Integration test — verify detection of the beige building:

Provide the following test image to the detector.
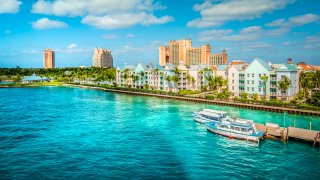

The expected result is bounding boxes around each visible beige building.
[92,48,113,68]
[159,39,228,66]
[43,48,55,69]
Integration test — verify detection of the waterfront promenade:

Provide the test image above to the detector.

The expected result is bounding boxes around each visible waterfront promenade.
[64,84,320,117]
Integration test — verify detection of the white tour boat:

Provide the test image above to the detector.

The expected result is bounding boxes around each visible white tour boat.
[192,109,228,123]
[204,119,264,143]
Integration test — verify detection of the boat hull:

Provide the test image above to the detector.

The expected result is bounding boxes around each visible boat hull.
[205,124,262,143]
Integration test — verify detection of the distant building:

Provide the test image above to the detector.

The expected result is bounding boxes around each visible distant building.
[44,48,55,69]
[159,39,228,66]
[92,48,113,68]
[22,74,50,84]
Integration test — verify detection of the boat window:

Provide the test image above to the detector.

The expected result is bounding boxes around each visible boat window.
[241,128,247,132]
[234,127,240,131]
[220,125,228,129]
[230,126,235,130]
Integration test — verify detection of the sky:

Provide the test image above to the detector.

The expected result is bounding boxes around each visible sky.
[0,0,319,68]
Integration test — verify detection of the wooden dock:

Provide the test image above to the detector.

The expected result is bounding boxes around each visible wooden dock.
[254,123,320,146]
[64,84,320,117]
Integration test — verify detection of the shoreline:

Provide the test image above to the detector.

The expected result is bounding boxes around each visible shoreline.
[62,83,320,117]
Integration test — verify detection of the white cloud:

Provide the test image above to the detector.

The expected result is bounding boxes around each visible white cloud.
[305,36,320,43]
[103,34,117,39]
[289,13,320,25]
[126,34,135,38]
[188,0,295,28]
[0,0,22,14]
[67,43,78,49]
[199,26,262,42]
[31,18,68,30]
[264,13,320,36]
[199,29,233,42]
[81,13,173,29]
[31,0,173,29]
[241,42,271,52]
[266,19,286,27]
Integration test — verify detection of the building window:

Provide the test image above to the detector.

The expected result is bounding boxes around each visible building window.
[259,88,261,92]
[247,74,249,78]
[232,80,234,84]
[232,86,234,90]
[252,80,254,84]
[232,73,234,77]
[247,87,249,91]
[252,87,254,91]
[252,74,254,78]
[259,74,261,78]
[247,80,249,84]
[259,81,261,85]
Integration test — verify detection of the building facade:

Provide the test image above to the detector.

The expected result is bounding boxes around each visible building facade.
[159,39,228,66]
[228,64,248,97]
[92,48,113,68]
[116,58,304,101]
[44,48,55,69]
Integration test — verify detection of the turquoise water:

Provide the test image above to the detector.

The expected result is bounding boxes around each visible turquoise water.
[0,87,319,179]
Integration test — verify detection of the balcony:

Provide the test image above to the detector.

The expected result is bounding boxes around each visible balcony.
[270,84,277,88]
[270,92,277,96]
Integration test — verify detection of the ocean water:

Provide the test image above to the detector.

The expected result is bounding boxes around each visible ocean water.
[0,87,319,179]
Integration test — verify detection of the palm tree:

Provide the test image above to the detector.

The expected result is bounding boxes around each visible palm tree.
[278,75,292,101]
[172,75,179,92]
[186,73,192,90]
[206,76,216,91]
[260,75,269,99]
[122,68,130,87]
[191,77,195,91]
[165,75,171,91]
[132,74,139,88]
[215,76,224,93]
[173,67,181,76]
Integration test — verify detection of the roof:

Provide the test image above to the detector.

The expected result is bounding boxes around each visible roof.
[297,63,316,71]
[22,74,49,81]
[229,64,248,71]
[123,65,136,70]
[217,65,228,71]
[177,64,188,71]
[151,65,164,71]
[254,58,272,71]
[273,64,298,72]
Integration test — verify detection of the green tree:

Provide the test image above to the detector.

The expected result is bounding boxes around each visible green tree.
[278,75,292,102]
[260,75,269,99]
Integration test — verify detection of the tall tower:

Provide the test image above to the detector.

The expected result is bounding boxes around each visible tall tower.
[222,49,228,65]
[159,46,168,66]
[44,48,55,69]
[178,39,192,64]
[201,44,211,64]
[93,48,113,68]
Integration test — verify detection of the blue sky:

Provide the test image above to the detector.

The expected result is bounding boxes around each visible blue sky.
[0,0,319,68]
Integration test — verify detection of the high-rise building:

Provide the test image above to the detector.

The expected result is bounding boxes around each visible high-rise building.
[159,39,228,66]
[43,48,55,69]
[208,49,228,66]
[92,48,113,68]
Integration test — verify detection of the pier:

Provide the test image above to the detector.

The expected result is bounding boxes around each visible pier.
[254,123,320,146]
